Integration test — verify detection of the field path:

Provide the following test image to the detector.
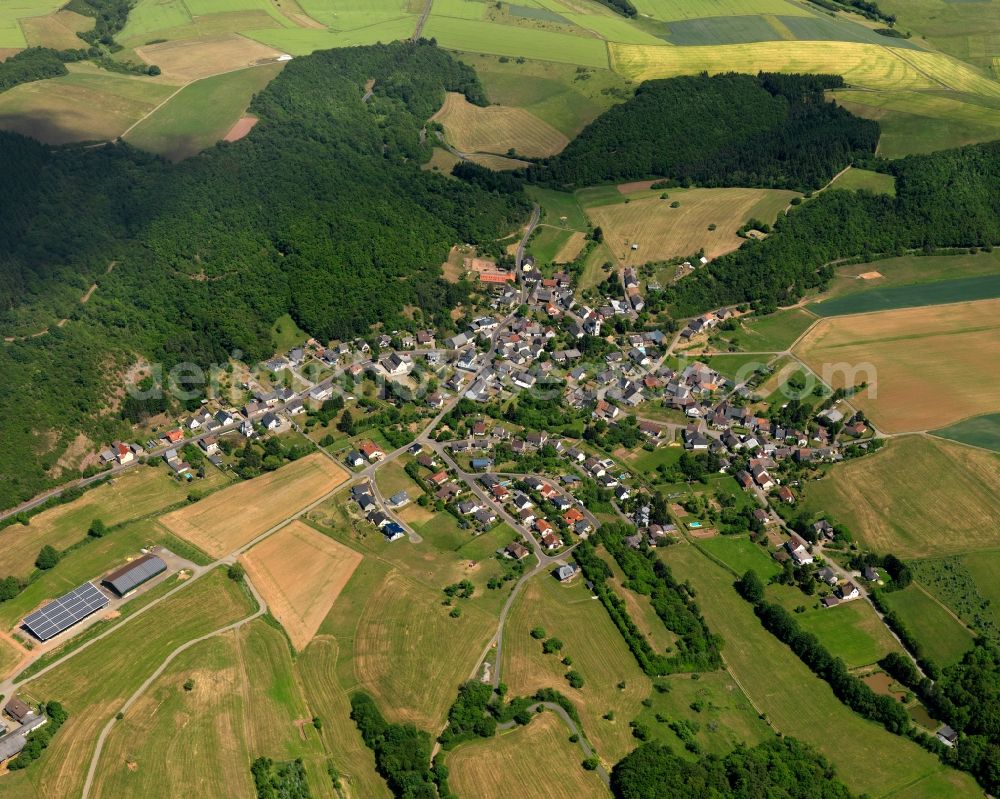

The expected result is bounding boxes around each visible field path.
[497,702,610,787]
[79,575,267,799]
[516,204,541,271]
[412,0,434,41]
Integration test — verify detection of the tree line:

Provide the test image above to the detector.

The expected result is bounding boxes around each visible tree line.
[598,523,723,672]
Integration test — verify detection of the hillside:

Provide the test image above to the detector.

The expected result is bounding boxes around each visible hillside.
[0,40,529,512]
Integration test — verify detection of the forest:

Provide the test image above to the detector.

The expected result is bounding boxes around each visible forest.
[0,41,529,512]
[668,141,1000,314]
[530,73,879,192]
[610,738,856,799]
[0,49,69,93]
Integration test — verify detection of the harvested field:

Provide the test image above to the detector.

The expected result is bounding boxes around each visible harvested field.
[501,573,651,764]
[297,637,391,799]
[7,569,255,799]
[223,113,258,141]
[20,9,93,49]
[432,91,568,158]
[89,619,335,799]
[802,436,1000,559]
[241,520,361,650]
[423,146,462,175]
[553,230,587,263]
[617,180,656,194]
[463,54,630,140]
[794,299,1000,432]
[447,713,608,799]
[0,0,66,47]
[352,568,496,729]
[0,634,24,681]
[584,187,797,266]
[0,66,175,144]
[609,41,994,95]
[134,34,284,81]
[160,453,347,558]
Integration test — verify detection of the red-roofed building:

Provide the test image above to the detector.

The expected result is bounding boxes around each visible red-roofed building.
[359,440,384,462]
[429,470,449,486]
[479,272,515,285]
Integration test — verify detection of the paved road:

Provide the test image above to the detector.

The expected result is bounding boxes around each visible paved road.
[79,575,267,799]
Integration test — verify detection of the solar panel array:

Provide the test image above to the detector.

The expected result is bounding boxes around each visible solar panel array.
[23,582,109,641]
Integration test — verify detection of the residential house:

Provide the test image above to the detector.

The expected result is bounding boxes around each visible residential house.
[837,582,861,601]
[506,542,530,560]
[387,491,410,509]
[358,440,384,462]
[261,412,281,431]
[556,564,578,582]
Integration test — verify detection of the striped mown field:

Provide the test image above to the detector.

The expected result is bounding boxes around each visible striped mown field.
[433,91,569,158]
[609,40,1000,97]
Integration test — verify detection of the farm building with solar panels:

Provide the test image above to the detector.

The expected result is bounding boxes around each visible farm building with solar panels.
[22,583,110,642]
[102,553,167,598]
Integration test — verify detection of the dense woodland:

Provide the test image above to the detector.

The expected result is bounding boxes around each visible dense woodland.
[0,49,69,92]
[921,644,1000,792]
[610,738,856,799]
[350,692,440,799]
[0,41,528,511]
[530,73,879,191]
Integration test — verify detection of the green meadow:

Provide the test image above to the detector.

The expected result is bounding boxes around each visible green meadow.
[810,273,1000,317]
[423,16,610,68]
[125,63,283,160]
[933,413,1000,454]
[879,585,976,667]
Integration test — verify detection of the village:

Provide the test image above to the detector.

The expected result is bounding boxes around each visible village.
[73,245,884,627]
[0,222,976,783]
